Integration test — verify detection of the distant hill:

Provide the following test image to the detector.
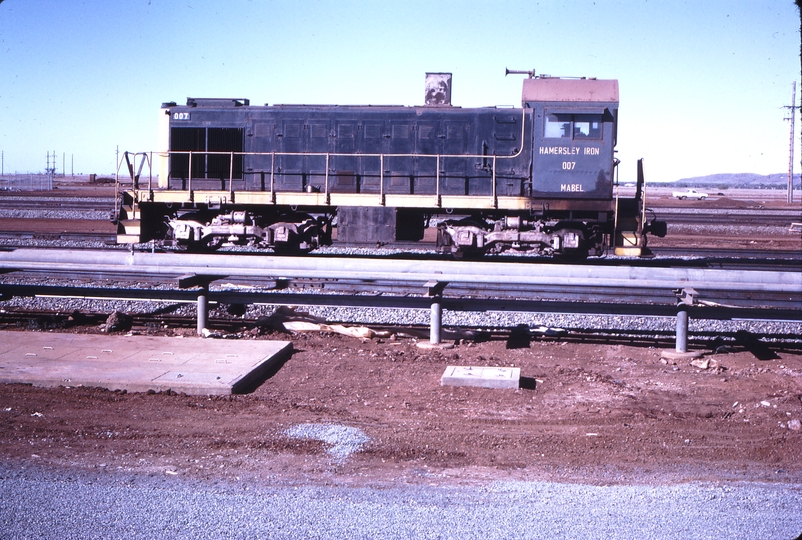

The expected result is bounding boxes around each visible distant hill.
[672,173,801,189]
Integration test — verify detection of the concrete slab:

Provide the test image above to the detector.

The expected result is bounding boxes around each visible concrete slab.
[0,331,292,395]
[661,349,704,360]
[441,365,521,389]
[416,342,455,350]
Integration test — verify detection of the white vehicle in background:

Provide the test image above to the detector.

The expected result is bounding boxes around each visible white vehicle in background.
[672,188,709,200]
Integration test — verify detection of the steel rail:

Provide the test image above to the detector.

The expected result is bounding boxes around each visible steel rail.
[0,248,799,294]
[648,247,802,261]
[0,232,116,242]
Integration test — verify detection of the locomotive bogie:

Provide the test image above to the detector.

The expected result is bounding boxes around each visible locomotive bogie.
[436,215,595,257]
[158,205,330,252]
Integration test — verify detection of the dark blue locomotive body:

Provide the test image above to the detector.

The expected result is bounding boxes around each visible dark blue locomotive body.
[116,73,660,257]
[168,103,534,198]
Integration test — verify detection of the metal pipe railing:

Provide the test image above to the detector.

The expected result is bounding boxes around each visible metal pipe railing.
[228,151,234,202]
[270,152,275,203]
[324,154,330,204]
[435,154,440,206]
[120,109,529,205]
[188,151,193,199]
[2,249,800,295]
[114,151,152,222]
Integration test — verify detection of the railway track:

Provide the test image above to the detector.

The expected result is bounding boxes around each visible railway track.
[647,247,802,262]
[0,190,798,265]
[0,230,117,243]
[0,196,114,213]
[4,307,799,352]
[651,207,801,227]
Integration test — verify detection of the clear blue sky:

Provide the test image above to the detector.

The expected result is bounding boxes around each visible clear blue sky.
[0,0,799,182]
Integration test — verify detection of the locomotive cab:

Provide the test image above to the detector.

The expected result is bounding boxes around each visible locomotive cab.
[523,76,618,201]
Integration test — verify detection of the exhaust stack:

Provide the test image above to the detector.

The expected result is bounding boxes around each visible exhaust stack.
[425,72,452,106]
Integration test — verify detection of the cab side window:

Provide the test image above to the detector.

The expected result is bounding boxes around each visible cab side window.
[573,114,602,139]
[545,113,603,140]
[545,113,572,138]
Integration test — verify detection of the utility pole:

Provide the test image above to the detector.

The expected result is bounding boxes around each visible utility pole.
[783,81,798,203]
[45,151,56,175]
[46,151,56,191]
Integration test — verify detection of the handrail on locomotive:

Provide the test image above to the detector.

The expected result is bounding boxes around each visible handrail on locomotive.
[113,151,152,224]
[116,107,529,210]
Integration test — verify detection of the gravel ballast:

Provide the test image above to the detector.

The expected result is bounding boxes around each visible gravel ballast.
[1,464,801,539]
[3,291,800,340]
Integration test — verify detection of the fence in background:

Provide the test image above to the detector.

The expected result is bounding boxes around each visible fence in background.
[0,174,54,191]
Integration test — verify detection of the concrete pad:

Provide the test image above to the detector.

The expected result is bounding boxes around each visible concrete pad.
[441,365,521,389]
[0,331,292,395]
[416,341,455,350]
[661,349,704,360]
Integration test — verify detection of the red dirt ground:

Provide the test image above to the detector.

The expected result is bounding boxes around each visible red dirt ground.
[1,326,801,486]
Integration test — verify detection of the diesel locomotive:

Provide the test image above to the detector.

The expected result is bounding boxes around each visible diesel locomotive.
[114,71,665,258]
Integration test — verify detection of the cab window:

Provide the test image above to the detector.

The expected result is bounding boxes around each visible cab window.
[573,114,602,139]
[545,113,572,138]
[545,113,603,140]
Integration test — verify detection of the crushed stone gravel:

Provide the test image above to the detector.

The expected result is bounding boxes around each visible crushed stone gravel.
[285,423,370,461]
[1,464,801,540]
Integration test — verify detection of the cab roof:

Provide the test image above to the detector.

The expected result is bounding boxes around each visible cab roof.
[521,77,619,105]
